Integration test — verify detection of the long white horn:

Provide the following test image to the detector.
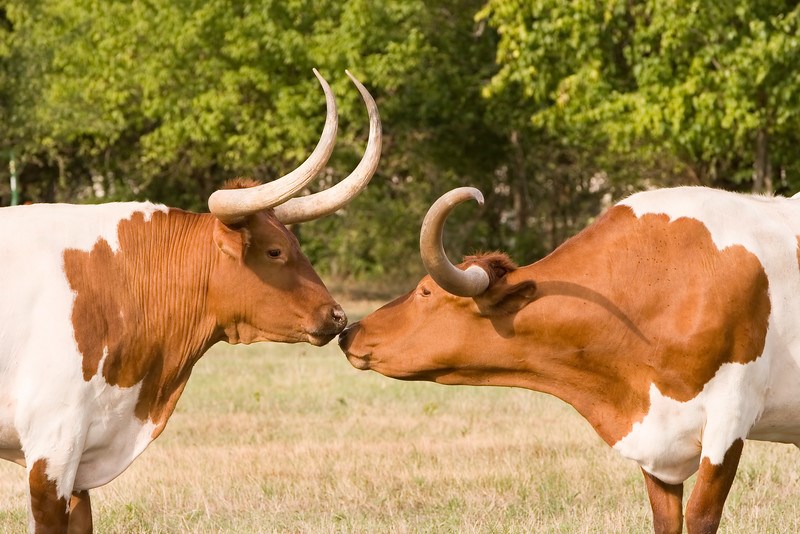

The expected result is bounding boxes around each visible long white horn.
[274,70,381,224]
[208,69,338,225]
[419,187,491,297]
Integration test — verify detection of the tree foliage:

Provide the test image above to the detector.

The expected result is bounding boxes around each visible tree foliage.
[2,1,799,290]
[479,0,800,192]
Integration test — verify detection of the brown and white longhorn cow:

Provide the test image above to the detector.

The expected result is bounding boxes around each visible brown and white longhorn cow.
[0,70,380,533]
[339,186,800,533]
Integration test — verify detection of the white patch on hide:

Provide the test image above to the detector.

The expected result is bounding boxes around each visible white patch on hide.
[613,360,768,485]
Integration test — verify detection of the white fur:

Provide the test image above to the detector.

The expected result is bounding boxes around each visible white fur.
[615,187,800,482]
[0,202,167,500]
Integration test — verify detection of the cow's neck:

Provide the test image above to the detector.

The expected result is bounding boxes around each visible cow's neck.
[65,208,221,436]
[497,257,649,445]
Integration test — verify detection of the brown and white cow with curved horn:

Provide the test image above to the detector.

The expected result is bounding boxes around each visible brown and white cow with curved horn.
[0,69,380,533]
[339,185,800,533]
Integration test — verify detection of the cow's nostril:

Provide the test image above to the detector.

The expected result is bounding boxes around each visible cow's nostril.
[331,305,347,326]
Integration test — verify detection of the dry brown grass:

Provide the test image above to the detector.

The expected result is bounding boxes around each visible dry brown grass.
[1,306,800,532]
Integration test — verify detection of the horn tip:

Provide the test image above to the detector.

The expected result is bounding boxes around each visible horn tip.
[473,188,485,207]
[460,186,484,207]
[345,70,361,86]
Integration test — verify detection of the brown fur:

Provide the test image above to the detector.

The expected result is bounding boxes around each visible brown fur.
[64,210,218,427]
[683,439,744,533]
[29,459,68,532]
[642,470,683,534]
[221,177,262,190]
[68,491,93,534]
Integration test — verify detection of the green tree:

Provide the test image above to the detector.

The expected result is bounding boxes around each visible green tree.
[479,0,800,193]
[9,1,793,288]
[1,0,509,286]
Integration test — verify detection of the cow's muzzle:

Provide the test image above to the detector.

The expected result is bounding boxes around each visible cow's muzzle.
[337,322,357,349]
[307,304,348,346]
[338,323,372,370]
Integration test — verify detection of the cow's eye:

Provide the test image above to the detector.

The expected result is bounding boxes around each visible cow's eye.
[267,249,282,259]
[421,287,431,297]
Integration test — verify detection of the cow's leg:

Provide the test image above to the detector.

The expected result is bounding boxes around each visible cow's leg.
[641,468,684,534]
[684,438,744,534]
[67,491,92,534]
[28,458,69,533]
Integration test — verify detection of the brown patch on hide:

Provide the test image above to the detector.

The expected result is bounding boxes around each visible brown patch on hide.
[29,459,68,532]
[63,209,217,426]
[530,206,771,443]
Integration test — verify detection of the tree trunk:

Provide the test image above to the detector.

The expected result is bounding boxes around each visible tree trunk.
[754,90,772,194]
[510,130,529,234]
[754,126,772,194]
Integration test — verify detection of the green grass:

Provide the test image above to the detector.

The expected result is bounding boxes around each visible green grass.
[1,311,800,532]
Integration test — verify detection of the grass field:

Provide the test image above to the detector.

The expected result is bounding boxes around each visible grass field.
[1,301,800,532]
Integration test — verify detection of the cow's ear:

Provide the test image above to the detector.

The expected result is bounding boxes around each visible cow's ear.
[477,279,537,316]
[213,220,251,262]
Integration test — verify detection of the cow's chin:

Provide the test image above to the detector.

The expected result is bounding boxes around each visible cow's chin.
[343,352,427,380]
[249,331,337,346]
[305,332,337,347]
[344,351,372,370]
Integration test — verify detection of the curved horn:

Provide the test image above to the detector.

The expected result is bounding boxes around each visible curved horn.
[419,187,491,297]
[274,70,381,224]
[208,68,338,225]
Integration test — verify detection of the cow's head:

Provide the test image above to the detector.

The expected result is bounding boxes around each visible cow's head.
[207,70,381,347]
[339,187,539,379]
